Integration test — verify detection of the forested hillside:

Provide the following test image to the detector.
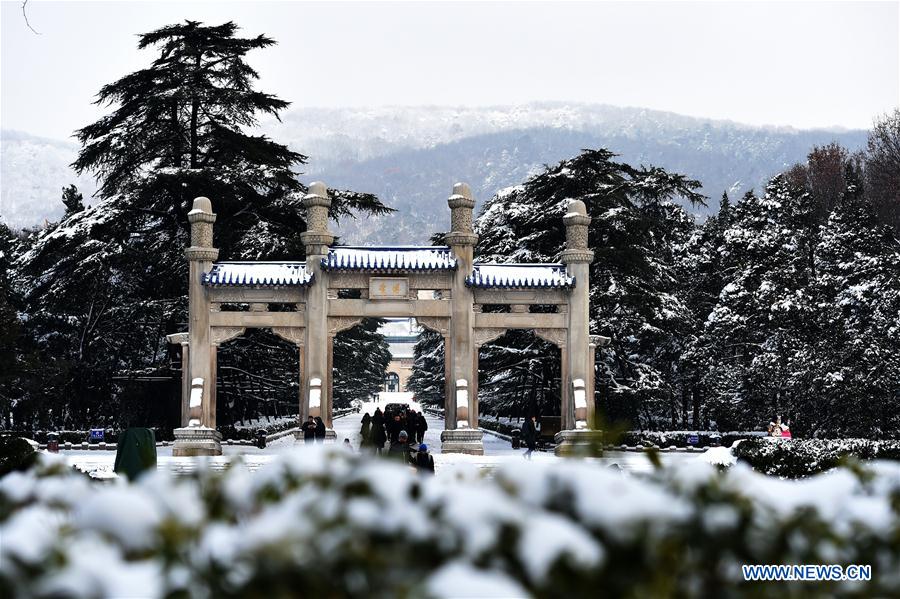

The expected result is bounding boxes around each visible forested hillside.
[410,115,900,437]
[2,104,867,238]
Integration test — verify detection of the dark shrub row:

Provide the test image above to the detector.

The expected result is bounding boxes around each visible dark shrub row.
[733,437,900,477]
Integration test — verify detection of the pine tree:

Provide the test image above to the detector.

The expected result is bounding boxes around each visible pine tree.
[698,177,818,431]
[435,149,704,426]
[0,222,22,428]
[407,329,445,407]
[14,21,389,431]
[677,191,734,428]
[804,165,900,435]
[332,319,392,409]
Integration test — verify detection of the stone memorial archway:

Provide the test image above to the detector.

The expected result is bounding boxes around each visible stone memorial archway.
[170,182,602,456]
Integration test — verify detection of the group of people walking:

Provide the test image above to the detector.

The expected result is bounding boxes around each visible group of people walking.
[359,408,433,473]
[360,408,428,449]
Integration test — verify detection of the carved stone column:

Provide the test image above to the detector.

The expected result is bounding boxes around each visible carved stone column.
[441,183,483,454]
[186,197,217,427]
[301,182,334,439]
[556,199,602,456]
[175,197,223,456]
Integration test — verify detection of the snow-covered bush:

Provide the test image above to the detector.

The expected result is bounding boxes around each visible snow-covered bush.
[733,437,900,478]
[2,449,900,597]
[0,436,38,477]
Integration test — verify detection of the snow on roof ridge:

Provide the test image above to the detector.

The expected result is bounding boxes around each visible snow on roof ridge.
[203,262,313,287]
[323,246,457,272]
[333,245,451,250]
[466,263,574,290]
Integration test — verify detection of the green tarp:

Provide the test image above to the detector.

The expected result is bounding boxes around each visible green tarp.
[113,428,157,480]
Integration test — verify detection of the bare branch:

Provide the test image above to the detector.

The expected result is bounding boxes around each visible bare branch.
[22,0,41,35]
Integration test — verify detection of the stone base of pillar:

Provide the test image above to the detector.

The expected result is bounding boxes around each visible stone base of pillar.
[440,429,484,455]
[172,427,222,457]
[554,429,604,457]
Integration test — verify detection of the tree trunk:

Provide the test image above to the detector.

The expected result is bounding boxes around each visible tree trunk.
[190,53,201,169]
[692,381,701,428]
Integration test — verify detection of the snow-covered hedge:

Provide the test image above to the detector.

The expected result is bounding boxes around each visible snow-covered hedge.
[733,437,900,478]
[0,417,300,447]
[219,416,298,441]
[3,449,900,597]
[478,422,768,448]
[0,429,122,445]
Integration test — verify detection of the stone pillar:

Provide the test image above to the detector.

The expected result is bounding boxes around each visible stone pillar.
[298,343,307,422]
[166,332,191,427]
[443,334,453,432]
[301,182,335,438]
[174,197,223,456]
[180,340,190,427]
[556,199,600,456]
[326,333,335,434]
[587,337,598,426]
[186,197,217,424]
[209,344,218,429]
[441,183,483,454]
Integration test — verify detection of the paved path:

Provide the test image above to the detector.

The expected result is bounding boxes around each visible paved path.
[65,411,705,477]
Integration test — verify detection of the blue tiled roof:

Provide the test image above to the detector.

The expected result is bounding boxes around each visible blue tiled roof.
[322,246,457,272]
[203,262,313,287]
[466,264,574,289]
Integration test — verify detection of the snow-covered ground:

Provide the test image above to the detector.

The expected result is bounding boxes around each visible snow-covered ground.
[64,411,702,478]
[11,444,900,597]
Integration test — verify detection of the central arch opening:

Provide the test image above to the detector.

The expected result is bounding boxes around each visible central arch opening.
[215,328,300,433]
[477,329,562,442]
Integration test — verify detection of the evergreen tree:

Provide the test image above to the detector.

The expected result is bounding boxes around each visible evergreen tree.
[802,165,900,435]
[14,21,389,430]
[677,191,734,428]
[0,223,23,428]
[407,328,445,407]
[332,319,392,409]
[446,149,704,426]
[698,177,818,431]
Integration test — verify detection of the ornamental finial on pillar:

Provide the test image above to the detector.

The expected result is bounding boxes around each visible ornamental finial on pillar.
[186,197,218,261]
[561,199,593,264]
[300,181,335,256]
[445,182,478,247]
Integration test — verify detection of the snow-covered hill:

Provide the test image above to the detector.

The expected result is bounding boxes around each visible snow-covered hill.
[1,103,867,239]
[0,130,97,230]
[270,104,866,244]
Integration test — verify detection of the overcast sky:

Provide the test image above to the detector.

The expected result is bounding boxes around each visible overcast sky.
[2,0,898,140]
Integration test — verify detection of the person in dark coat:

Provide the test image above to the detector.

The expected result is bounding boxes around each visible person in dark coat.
[302,416,317,444]
[387,413,403,445]
[314,416,326,443]
[406,410,419,446]
[521,414,537,460]
[388,430,412,463]
[360,412,372,450]
[371,409,387,454]
[413,443,435,474]
[416,412,428,444]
